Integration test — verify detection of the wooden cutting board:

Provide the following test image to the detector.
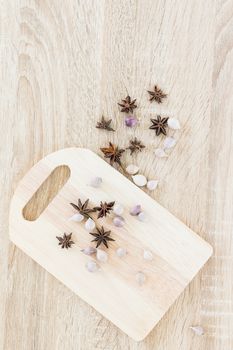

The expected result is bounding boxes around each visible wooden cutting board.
[9,148,212,341]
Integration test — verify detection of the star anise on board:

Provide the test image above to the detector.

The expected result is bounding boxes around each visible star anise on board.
[127,137,145,155]
[118,95,137,113]
[90,226,115,248]
[96,116,115,131]
[70,199,96,219]
[147,85,167,103]
[100,142,125,167]
[149,116,169,136]
[56,233,74,249]
[94,201,115,219]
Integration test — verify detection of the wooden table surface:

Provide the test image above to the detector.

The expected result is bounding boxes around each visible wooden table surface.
[1,0,232,349]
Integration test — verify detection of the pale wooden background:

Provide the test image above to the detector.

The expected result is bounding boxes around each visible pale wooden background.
[1,0,233,349]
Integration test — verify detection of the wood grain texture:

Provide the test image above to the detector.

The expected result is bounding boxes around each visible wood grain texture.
[1,0,232,349]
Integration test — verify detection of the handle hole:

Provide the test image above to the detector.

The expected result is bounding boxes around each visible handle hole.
[23,165,70,221]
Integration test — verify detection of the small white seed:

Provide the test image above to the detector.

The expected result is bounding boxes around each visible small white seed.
[81,247,97,255]
[85,260,99,272]
[96,249,108,263]
[69,213,84,222]
[132,174,147,187]
[130,205,142,216]
[136,271,146,286]
[143,250,153,261]
[138,212,147,222]
[146,180,158,191]
[126,164,139,175]
[85,218,96,231]
[113,203,124,216]
[90,176,102,188]
[116,247,127,258]
[113,216,125,227]
[168,118,181,130]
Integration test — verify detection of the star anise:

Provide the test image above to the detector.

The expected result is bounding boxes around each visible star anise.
[94,201,115,219]
[70,199,96,219]
[90,226,115,248]
[127,137,145,155]
[149,116,169,136]
[56,233,74,249]
[96,116,115,131]
[118,95,137,113]
[147,85,167,103]
[100,142,125,167]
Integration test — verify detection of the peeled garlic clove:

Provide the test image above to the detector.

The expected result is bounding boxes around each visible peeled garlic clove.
[85,260,99,272]
[113,203,124,216]
[163,137,176,149]
[85,218,96,231]
[113,216,125,227]
[69,213,84,222]
[116,247,127,258]
[126,164,139,175]
[136,271,146,286]
[132,174,147,187]
[190,326,204,336]
[143,250,153,261]
[147,180,158,191]
[168,118,181,130]
[97,249,108,263]
[154,148,168,158]
[90,176,102,188]
[130,205,141,216]
[138,212,147,222]
[81,246,97,255]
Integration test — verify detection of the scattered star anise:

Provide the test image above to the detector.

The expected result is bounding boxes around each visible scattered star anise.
[118,95,137,113]
[94,201,115,219]
[70,199,96,219]
[100,142,125,167]
[149,116,169,136]
[147,85,167,103]
[90,226,115,248]
[56,233,74,249]
[127,137,145,155]
[96,116,115,131]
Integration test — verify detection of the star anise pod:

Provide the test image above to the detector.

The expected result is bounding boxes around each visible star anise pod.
[70,199,96,219]
[56,233,74,249]
[94,201,115,219]
[90,226,115,248]
[149,116,169,136]
[147,85,167,103]
[96,116,115,131]
[127,137,145,155]
[100,142,125,167]
[118,95,137,113]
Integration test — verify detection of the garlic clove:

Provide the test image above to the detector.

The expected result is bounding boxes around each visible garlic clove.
[81,246,97,255]
[113,216,125,227]
[69,213,84,222]
[163,137,176,149]
[190,326,204,336]
[126,164,139,175]
[138,212,147,222]
[85,260,99,272]
[113,203,124,216]
[136,271,146,286]
[168,117,181,130]
[90,176,102,188]
[154,148,168,158]
[116,247,127,258]
[143,250,153,261]
[125,115,138,127]
[85,218,96,231]
[146,180,158,191]
[132,174,147,187]
[130,205,142,216]
[96,249,108,263]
